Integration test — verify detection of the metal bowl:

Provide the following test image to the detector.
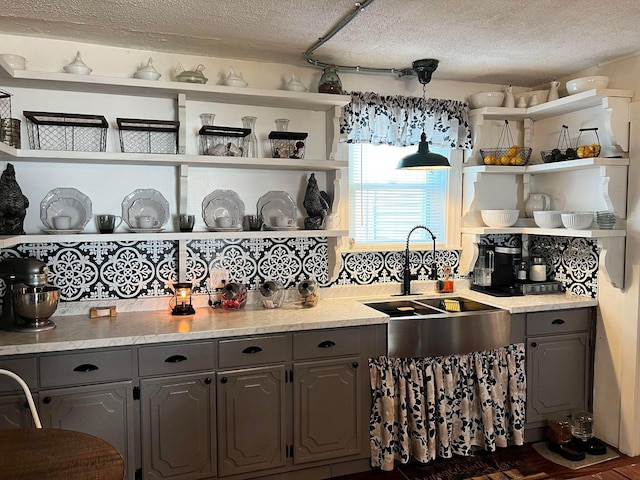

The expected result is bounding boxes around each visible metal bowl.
[14,285,60,321]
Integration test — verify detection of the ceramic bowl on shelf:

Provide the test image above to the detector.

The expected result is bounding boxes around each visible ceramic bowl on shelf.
[0,54,27,70]
[533,210,567,228]
[468,92,505,109]
[480,209,519,228]
[566,76,609,95]
[561,212,594,229]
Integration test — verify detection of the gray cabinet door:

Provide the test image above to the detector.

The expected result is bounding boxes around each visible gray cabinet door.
[216,365,286,477]
[140,373,215,480]
[0,393,38,429]
[38,381,135,480]
[526,332,589,423]
[293,357,361,464]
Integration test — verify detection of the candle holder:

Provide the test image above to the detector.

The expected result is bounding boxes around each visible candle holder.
[171,282,195,316]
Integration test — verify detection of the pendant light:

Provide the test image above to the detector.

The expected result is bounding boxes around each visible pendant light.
[397,59,450,170]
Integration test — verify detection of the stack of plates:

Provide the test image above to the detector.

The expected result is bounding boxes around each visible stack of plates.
[121,189,170,232]
[596,211,617,229]
[201,189,244,231]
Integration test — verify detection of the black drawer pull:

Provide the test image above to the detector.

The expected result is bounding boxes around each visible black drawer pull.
[43,397,51,404]
[317,340,336,349]
[531,342,538,348]
[204,377,212,385]
[165,354,188,363]
[73,364,99,373]
[551,319,565,325]
[352,362,359,369]
[220,376,228,384]
[242,346,262,354]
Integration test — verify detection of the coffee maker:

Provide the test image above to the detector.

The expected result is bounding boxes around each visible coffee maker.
[0,258,59,332]
[472,246,522,296]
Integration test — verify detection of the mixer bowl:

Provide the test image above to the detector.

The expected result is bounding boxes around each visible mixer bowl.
[14,285,59,321]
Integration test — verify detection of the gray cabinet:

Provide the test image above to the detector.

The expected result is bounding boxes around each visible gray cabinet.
[0,355,38,429]
[37,348,136,480]
[138,341,216,480]
[523,308,594,441]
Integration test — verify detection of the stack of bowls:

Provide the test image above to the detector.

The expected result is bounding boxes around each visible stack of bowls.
[0,118,21,148]
[596,211,617,229]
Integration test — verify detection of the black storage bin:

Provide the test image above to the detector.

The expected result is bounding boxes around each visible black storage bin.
[24,111,108,152]
[199,125,250,157]
[117,118,180,154]
[268,131,307,159]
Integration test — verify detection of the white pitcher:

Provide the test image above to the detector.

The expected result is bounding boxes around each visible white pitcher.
[548,81,561,101]
[526,193,551,217]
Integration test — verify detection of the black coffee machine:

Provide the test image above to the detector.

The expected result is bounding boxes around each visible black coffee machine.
[472,246,522,296]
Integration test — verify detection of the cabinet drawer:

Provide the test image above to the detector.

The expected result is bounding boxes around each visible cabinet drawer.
[138,341,215,377]
[218,335,289,368]
[39,349,133,388]
[293,328,361,360]
[527,308,592,336]
[0,356,38,393]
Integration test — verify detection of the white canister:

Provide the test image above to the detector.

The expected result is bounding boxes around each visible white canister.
[529,257,547,282]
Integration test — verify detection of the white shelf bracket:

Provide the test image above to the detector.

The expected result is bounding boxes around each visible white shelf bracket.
[177,93,187,154]
[602,97,630,154]
[459,233,482,275]
[597,236,625,289]
[326,105,342,160]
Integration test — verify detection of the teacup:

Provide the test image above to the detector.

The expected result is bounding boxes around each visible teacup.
[244,214,263,231]
[96,214,122,234]
[275,215,295,228]
[137,215,159,229]
[216,216,233,228]
[52,215,72,230]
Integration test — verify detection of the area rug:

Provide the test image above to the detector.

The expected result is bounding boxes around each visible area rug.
[398,447,547,480]
[532,441,619,470]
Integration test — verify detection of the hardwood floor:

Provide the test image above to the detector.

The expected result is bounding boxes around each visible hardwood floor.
[333,444,640,480]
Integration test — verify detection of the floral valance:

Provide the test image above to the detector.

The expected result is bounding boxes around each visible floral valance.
[339,91,473,149]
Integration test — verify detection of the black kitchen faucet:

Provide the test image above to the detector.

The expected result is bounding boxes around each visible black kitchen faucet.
[401,225,437,296]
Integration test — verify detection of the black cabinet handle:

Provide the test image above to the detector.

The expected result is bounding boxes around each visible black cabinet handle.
[165,354,188,363]
[43,397,51,404]
[352,362,359,369]
[531,342,538,348]
[242,346,262,354]
[204,377,212,385]
[551,319,565,325]
[317,340,336,349]
[73,364,99,373]
[220,376,228,384]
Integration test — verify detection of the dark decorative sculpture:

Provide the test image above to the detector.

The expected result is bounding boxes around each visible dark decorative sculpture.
[303,173,331,230]
[0,163,29,234]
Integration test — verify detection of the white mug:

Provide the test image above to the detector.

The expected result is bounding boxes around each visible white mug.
[53,215,72,230]
[275,215,294,227]
[137,215,159,229]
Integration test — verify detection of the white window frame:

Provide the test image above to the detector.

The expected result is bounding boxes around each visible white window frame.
[336,142,463,253]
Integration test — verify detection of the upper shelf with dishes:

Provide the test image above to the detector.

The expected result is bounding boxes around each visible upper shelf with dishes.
[0,56,350,112]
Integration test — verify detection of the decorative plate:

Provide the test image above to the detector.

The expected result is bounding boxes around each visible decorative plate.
[127,227,166,233]
[40,187,92,230]
[201,190,245,229]
[41,228,84,235]
[266,226,300,231]
[206,226,243,232]
[121,189,170,229]
[257,191,296,229]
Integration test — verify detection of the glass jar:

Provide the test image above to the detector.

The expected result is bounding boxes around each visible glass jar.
[571,411,594,440]
[529,256,547,282]
[517,260,528,281]
[547,416,572,444]
[241,116,258,158]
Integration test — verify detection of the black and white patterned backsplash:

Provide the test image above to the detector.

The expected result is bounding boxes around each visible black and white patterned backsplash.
[0,234,598,302]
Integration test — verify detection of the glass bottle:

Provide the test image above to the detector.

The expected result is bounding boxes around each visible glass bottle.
[241,115,258,158]
[274,118,289,131]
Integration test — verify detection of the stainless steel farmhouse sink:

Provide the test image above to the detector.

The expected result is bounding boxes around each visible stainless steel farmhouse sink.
[364,297,511,358]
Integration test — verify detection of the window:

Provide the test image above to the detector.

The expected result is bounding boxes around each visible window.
[348,143,450,246]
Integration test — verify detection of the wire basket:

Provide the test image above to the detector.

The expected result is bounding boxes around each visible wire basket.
[575,127,601,158]
[24,111,108,152]
[268,131,308,159]
[479,120,530,165]
[117,118,179,154]
[540,125,577,163]
[0,89,11,119]
[199,125,250,156]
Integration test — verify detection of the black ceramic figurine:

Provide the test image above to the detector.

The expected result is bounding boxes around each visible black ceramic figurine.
[0,163,29,235]
[303,173,331,230]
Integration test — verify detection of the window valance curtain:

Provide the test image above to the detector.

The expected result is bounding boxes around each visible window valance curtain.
[368,343,526,471]
[339,91,473,149]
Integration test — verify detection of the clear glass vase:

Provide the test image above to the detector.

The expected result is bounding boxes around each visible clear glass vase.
[241,116,258,157]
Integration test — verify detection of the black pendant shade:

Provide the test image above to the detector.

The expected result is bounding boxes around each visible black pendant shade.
[397,58,451,170]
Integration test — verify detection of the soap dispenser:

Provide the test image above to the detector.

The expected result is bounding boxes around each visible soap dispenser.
[435,266,454,293]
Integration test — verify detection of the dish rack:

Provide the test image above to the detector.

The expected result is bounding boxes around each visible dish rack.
[24,111,108,152]
[199,125,250,157]
[117,118,179,154]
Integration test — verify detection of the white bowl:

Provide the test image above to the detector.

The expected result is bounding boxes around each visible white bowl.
[468,92,505,109]
[480,209,519,228]
[0,54,26,70]
[566,76,609,95]
[533,210,567,228]
[133,70,161,81]
[561,212,594,229]
[63,64,92,75]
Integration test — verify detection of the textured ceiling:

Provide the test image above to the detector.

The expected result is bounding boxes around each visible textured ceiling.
[1,0,640,86]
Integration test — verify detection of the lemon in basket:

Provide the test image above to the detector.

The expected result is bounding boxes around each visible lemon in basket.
[483,154,497,165]
[507,145,521,157]
[500,155,511,165]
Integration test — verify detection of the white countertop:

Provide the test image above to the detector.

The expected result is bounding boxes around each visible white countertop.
[0,289,597,356]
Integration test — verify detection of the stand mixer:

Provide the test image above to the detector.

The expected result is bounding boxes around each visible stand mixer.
[0,258,59,332]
